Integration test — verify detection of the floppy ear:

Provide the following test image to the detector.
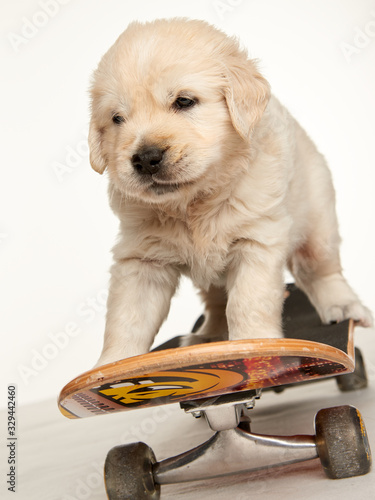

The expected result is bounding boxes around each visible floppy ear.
[88,116,107,174]
[223,57,270,141]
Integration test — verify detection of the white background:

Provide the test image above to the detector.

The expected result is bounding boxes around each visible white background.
[1,0,374,409]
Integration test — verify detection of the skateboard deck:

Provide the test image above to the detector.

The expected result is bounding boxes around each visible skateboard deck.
[58,285,355,419]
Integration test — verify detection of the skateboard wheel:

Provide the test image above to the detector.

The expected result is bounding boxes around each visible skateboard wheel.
[315,405,372,479]
[104,442,160,499]
[336,347,368,392]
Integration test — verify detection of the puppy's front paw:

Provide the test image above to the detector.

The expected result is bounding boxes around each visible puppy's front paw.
[322,302,373,328]
[93,353,119,369]
[229,326,284,341]
[93,345,142,369]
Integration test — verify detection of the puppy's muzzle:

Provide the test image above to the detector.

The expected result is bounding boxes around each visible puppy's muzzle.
[132,146,165,175]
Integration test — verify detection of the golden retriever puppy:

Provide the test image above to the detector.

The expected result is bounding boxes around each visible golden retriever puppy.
[89,18,372,366]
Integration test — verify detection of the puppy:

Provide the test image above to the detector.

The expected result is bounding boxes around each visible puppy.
[89,18,372,366]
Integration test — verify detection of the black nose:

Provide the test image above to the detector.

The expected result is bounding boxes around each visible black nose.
[131,146,165,175]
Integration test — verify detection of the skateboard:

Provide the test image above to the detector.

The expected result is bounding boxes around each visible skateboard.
[58,285,372,499]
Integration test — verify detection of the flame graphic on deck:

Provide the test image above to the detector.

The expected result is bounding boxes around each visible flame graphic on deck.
[96,369,245,406]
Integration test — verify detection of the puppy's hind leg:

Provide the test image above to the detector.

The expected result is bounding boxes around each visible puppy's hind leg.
[289,216,373,328]
[180,285,228,347]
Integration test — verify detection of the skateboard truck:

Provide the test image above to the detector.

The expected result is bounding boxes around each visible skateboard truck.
[105,395,371,499]
[105,399,371,499]
[154,389,318,484]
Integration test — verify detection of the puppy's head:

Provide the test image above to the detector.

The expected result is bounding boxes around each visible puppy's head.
[89,19,270,203]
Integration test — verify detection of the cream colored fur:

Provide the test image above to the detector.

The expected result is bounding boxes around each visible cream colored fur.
[89,18,372,366]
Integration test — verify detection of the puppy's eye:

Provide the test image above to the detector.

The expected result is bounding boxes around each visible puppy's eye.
[112,114,125,125]
[173,97,196,110]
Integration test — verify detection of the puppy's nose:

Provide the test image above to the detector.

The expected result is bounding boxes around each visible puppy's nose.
[131,147,165,175]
